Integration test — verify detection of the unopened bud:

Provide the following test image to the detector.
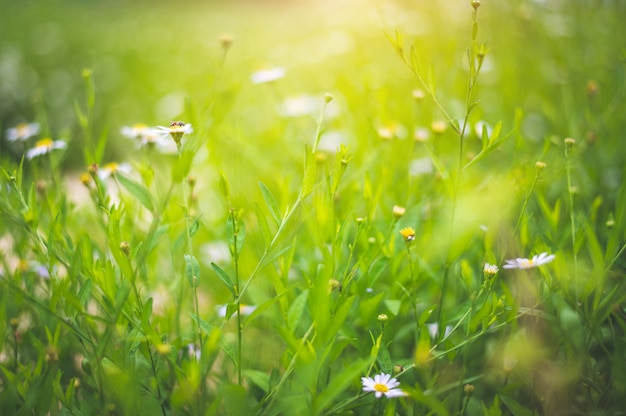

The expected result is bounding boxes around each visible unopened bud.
[535,161,546,172]
[392,205,406,218]
[120,241,131,257]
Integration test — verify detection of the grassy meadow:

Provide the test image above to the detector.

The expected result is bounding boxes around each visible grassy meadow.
[1,0,626,414]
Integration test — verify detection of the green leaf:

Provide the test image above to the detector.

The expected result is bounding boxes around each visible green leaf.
[189,216,201,237]
[314,359,369,413]
[77,279,92,307]
[259,181,281,226]
[427,62,436,94]
[219,169,231,201]
[287,290,309,331]
[116,173,155,212]
[500,395,533,416]
[384,299,402,316]
[184,254,200,288]
[377,342,393,374]
[190,313,215,335]
[255,202,271,248]
[210,262,235,297]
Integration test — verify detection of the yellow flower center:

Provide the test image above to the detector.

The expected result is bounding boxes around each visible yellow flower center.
[374,383,389,393]
[16,123,29,134]
[103,162,119,173]
[35,138,54,149]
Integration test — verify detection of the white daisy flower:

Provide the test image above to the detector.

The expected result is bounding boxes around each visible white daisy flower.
[157,121,193,137]
[26,138,66,160]
[6,122,40,142]
[121,123,152,141]
[361,373,407,399]
[503,252,555,269]
[97,162,132,180]
[484,263,499,276]
[251,66,286,84]
[157,121,193,147]
[280,95,318,117]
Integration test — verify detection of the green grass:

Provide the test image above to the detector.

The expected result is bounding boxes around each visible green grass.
[1,0,626,414]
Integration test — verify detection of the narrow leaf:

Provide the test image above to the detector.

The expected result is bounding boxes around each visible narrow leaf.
[116,173,155,212]
[259,181,281,226]
[210,262,235,297]
[184,254,200,288]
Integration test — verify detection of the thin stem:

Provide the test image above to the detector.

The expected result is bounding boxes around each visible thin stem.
[146,341,168,416]
[565,143,579,302]
[230,209,243,386]
[513,168,542,238]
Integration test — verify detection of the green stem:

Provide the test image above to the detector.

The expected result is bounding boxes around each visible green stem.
[146,341,168,416]
[565,145,579,303]
[513,169,541,238]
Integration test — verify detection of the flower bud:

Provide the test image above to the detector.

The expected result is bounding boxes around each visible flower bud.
[392,205,406,218]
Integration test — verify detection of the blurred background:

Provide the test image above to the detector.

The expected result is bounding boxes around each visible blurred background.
[1,0,625,222]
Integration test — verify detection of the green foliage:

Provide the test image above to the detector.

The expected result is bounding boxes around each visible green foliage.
[1,1,626,415]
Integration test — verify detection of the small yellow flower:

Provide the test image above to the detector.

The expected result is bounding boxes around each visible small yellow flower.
[399,227,416,242]
[80,172,92,186]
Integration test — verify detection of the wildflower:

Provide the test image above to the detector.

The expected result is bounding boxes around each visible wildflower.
[361,373,407,399]
[280,95,318,117]
[483,263,499,277]
[564,138,576,148]
[535,161,546,172]
[219,33,234,51]
[378,314,388,323]
[80,172,92,186]
[431,120,447,134]
[414,127,430,142]
[251,66,286,84]
[120,241,131,257]
[157,121,193,148]
[6,122,40,142]
[377,122,407,140]
[392,205,406,218]
[503,252,555,269]
[399,227,416,243]
[121,123,151,140]
[97,162,131,180]
[409,157,433,176]
[26,138,66,160]
[328,279,341,292]
[412,89,425,101]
